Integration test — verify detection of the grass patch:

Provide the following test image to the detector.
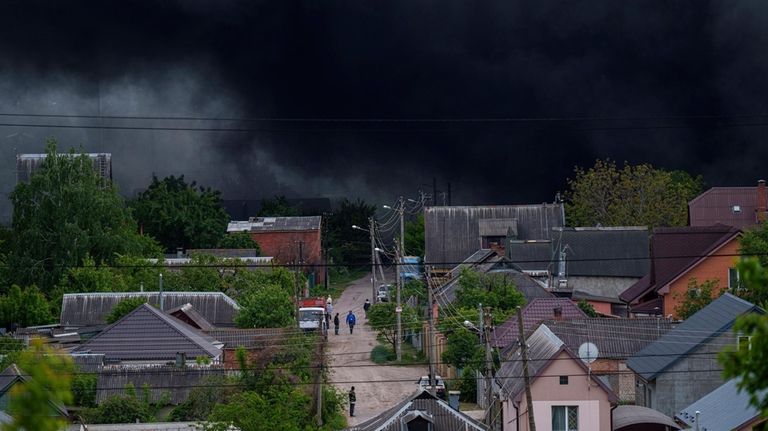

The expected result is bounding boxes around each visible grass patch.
[370,340,425,366]
[312,267,368,301]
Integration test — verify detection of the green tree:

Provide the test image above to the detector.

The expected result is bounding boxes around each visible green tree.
[58,255,129,294]
[454,269,526,323]
[105,297,149,324]
[0,285,53,330]
[258,195,300,217]
[402,279,426,303]
[577,299,598,317]
[740,224,768,267]
[564,159,704,227]
[404,213,425,257]
[674,278,720,319]
[207,389,312,431]
[169,376,238,421]
[3,339,73,431]
[367,302,420,353]
[235,284,295,328]
[132,175,229,252]
[218,232,261,252]
[0,336,23,371]
[8,142,160,293]
[82,392,154,424]
[442,326,483,370]
[71,373,97,407]
[325,198,376,268]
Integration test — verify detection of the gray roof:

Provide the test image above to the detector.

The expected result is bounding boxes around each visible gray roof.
[0,411,11,425]
[434,249,505,304]
[0,364,69,416]
[167,303,215,331]
[73,304,222,362]
[506,240,553,272]
[543,318,676,359]
[613,405,680,430]
[227,216,321,233]
[569,277,639,304]
[487,269,553,302]
[497,324,565,401]
[554,227,650,277]
[204,328,285,349]
[627,293,763,381]
[676,379,761,431]
[16,152,112,183]
[347,390,487,431]
[95,365,227,405]
[60,291,240,327]
[425,204,564,267]
[67,423,206,431]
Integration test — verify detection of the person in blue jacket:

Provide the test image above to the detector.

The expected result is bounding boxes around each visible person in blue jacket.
[346,310,356,334]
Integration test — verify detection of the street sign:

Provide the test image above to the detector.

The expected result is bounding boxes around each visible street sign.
[396,306,402,313]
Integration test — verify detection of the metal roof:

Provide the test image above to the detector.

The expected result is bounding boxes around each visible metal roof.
[60,291,240,327]
[16,153,112,183]
[227,216,321,233]
[554,227,650,277]
[434,250,510,304]
[506,240,553,272]
[496,324,565,401]
[347,390,488,431]
[72,304,222,361]
[492,298,587,349]
[689,186,764,229]
[424,204,564,267]
[627,293,762,381]
[167,303,215,331]
[676,379,761,431]
[204,328,286,349]
[613,405,681,430]
[0,364,69,416]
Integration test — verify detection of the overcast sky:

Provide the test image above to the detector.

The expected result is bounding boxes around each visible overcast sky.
[1,0,768,220]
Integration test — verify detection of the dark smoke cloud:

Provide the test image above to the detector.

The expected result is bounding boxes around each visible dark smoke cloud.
[1,0,768,221]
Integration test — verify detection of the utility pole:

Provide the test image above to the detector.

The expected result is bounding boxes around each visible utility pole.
[427,280,436,393]
[483,307,494,427]
[394,238,403,362]
[517,306,536,431]
[397,196,405,362]
[369,217,377,303]
[316,313,325,427]
[158,273,164,311]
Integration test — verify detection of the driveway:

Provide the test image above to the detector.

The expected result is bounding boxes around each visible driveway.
[327,272,426,426]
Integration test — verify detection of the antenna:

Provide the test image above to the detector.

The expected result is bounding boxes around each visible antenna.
[578,342,599,364]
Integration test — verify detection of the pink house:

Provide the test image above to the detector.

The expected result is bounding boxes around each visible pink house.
[496,324,617,431]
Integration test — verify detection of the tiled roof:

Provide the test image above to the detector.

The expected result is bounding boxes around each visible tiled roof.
[73,304,222,362]
[676,379,761,430]
[620,225,740,303]
[227,216,321,233]
[60,291,240,327]
[204,328,285,349]
[627,293,763,381]
[347,390,488,431]
[542,318,676,359]
[492,298,587,349]
[689,186,764,229]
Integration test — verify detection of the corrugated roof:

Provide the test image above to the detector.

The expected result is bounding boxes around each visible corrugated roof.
[620,225,741,303]
[627,293,762,381]
[689,186,764,229]
[554,227,650,277]
[492,298,587,349]
[167,303,215,331]
[60,291,240,327]
[542,318,676,359]
[496,324,565,401]
[227,216,321,233]
[613,405,680,430]
[506,240,553,272]
[204,328,285,349]
[347,390,488,431]
[434,249,502,304]
[425,204,564,267]
[95,365,227,405]
[73,304,222,361]
[676,379,762,430]
[0,364,23,395]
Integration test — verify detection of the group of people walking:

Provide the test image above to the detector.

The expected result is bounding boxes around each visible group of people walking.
[329,298,371,336]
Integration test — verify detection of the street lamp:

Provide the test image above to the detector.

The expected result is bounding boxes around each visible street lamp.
[351,221,377,304]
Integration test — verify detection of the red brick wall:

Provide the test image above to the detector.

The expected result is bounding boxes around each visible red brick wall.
[249,230,324,282]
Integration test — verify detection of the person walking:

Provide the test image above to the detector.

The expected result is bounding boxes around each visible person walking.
[363,298,371,318]
[333,313,340,335]
[326,302,333,326]
[346,310,356,334]
[348,386,356,417]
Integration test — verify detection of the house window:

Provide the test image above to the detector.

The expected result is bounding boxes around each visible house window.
[729,267,741,291]
[481,235,505,248]
[552,406,578,431]
[559,376,569,385]
[732,205,742,213]
[738,335,752,352]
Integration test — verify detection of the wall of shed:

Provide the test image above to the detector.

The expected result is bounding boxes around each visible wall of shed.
[662,238,739,318]
[503,351,612,431]
[248,229,324,282]
[636,330,734,418]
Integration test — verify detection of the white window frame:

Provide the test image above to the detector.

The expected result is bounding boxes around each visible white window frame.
[738,334,752,351]
[728,267,741,291]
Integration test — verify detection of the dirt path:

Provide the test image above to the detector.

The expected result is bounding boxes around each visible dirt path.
[327,272,425,426]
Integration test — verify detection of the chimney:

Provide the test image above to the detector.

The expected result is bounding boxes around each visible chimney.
[758,180,767,223]
[176,247,184,258]
[553,306,563,320]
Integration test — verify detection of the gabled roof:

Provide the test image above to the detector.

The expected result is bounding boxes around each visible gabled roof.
[543,318,676,359]
[676,379,763,430]
[492,298,587,349]
[0,364,69,416]
[60,291,240,327]
[227,216,321,233]
[73,304,222,361]
[627,293,763,381]
[496,324,617,404]
[486,269,553,303]
[506,240,552,272]
[348,389,488,431]
[167,303,215,331]
[620,225,741,303]
[434,249,508,304]
[689,186,765,228]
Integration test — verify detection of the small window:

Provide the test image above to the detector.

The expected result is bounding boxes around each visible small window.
[732,205,742,213]
[738,335,751,352]
[559,376,569,385]
[729,268,741,291]
[552,406,578,431]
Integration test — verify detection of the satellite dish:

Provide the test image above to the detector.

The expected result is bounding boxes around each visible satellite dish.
[578,342,599,364]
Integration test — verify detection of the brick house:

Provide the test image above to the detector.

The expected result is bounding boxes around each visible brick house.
[619,225,741,318]
[228,216,324,284]
[689,179,768,228]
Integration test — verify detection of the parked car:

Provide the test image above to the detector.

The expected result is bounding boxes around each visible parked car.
[377,284,391,302]
[417,375,446,398]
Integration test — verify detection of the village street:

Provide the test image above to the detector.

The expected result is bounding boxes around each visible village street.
[327,273,425,426]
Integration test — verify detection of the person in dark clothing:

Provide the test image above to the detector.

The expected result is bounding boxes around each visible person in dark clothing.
[333,313,340,335]
[363,298,371,318]
[346,310,356,334]
[348,386,356,417]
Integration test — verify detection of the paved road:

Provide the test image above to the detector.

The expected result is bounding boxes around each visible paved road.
[328,272,425,426]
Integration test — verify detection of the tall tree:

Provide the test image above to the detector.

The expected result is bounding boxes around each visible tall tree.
[0,285,53,330]
[8,142,159,293]
[258,195,300,217]
[218,232,261,252]
[234,283,295,328]
[564,159,704,227]
[367,302,420,353]
[454,269,526,324]
[132,175,229,252]
[325,198,376,268]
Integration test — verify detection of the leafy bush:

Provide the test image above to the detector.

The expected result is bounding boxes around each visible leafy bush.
[72,373,97,407]
[105,297,148,324]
